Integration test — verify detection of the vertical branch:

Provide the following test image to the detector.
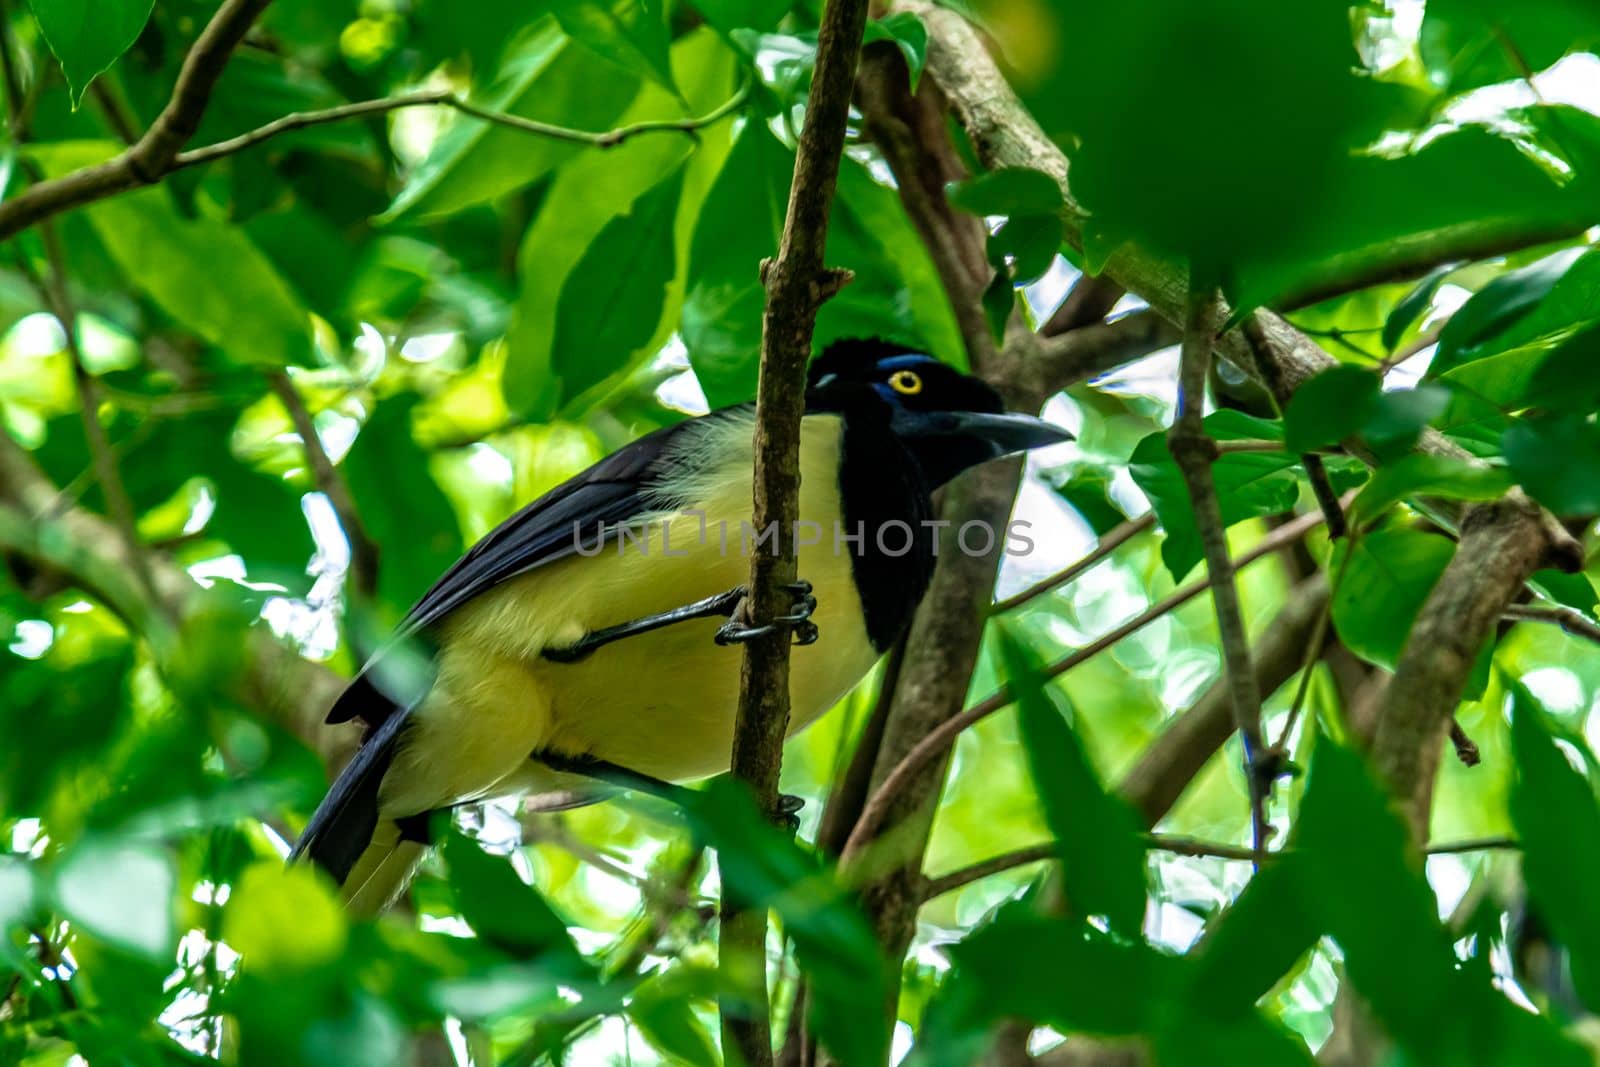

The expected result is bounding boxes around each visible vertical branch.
[719,0,871,1063]
[1167,280,1271,848]
[267,371,380,600]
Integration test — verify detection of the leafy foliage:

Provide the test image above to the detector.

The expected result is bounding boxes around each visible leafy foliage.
[2,0,1600,1064]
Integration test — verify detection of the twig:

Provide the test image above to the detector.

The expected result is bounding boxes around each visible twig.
[1169,282,1271,851]
[1504,603,1600,646]
[15,224,159,605]
[840,505,1331,864]
[990,513,1155,614]
[920,833,1523,900]
[1449,721,1481,767]
[1377,324,1444,376]
[1212,439,1286,455]
[1300,452,1348,539]
[170,79,751,171]
[0,0,272,242]
[719,0,869,1062]
[267,371,379,600]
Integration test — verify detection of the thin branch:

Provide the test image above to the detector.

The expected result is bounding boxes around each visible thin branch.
[267,371,379,601]
[990,512,1155,614]
[840,505,1333,864]
[0,0,743,246]
[1169,282,1271,850]
[0,0,272,242]
[169,79,750,172]
[921,834,1523,900]
[719,0,869,1062]
[1504,603,1600,646]
[13,225,159,605]
[1300,452,1349,539]
[1215,439,1288,455]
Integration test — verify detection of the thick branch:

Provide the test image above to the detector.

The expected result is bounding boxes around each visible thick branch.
[720,0,870,1062]
[1370,498,1567,840]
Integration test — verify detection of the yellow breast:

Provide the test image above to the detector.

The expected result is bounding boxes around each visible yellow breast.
[382,414,882,814]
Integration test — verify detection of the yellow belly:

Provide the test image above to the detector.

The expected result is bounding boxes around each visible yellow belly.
[376,415,881,817]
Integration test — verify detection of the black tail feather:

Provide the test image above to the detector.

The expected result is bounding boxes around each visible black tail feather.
[292,701,412,885]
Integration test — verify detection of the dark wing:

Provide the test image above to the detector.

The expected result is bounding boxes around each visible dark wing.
[325,414,705,726]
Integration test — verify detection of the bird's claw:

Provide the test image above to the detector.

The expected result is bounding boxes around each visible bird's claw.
[776,793,804,834]
[714,581,819,647]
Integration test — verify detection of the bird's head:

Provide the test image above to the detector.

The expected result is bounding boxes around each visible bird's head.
[806,339,1072,488]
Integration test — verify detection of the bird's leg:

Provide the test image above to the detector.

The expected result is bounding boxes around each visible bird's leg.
[714,579,819,647]
[535,751,695,806]
[536,752,808,833]
[541,586,747,662]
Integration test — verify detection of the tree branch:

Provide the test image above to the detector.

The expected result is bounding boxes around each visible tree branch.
[840,505,1333,864]
[267,371,379,601]
[169,79,750,171]
[1168,284,1271,848]
[1371,498,1574,840]
[719,0,870,1062]
[0,0,272,241]
[0,14,752,244]
[1119,572,1331,827]
[0,431,350,766]
[1503,603,1600,646]
[990,512,1156,614]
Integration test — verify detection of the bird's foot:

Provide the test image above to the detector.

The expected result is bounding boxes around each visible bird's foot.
[714,580,818,647]
[775,793,804,835]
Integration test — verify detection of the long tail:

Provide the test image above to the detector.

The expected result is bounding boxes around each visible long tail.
[293,677,429,916]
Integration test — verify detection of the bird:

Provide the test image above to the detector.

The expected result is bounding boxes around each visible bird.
[291,339,1072,913]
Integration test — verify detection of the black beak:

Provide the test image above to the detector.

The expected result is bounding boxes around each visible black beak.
[891,409,1074,459]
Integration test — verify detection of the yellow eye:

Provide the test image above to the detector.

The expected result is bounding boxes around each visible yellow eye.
[888,370,923,396]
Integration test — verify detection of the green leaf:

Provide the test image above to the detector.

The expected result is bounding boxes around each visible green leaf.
[987,215,1062,286]
[1509,682,1600,1014]
[548,0,677,95]
[947,166,1064,218]
[690,0,791,35]
[507,27,738,416]
[1382,260,1461,352]
[28,143,310,365]
[224,862,348,977]
[684,779,889,1067]
[1431,247,1590,377]
[1361,384,1450,459]
[1350,453,1512,524]
[1422,0,1600,94]
[52,838,175,961]
[981,271,1013,346]
[343,395,465,617]
[383,23,640,221]
[27,0,155,105]
[628,970,721,1067]
[995,624,1146,936]
[1128,410,1299,581]
[930,906,1175,1041]
[440,832,587,968]
[1503,414,1600,518]
[864,12,928,89]
[1183,853,1318,1018]
[549,164,686,405]
[1283,365,1379,453]
[1330,527,1454,671]
[681,124,965,406]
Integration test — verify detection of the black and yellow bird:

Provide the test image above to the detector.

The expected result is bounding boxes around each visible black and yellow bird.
[293,340,1070,912]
